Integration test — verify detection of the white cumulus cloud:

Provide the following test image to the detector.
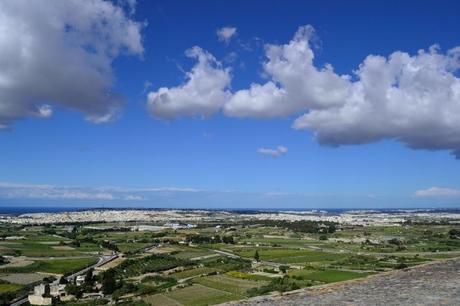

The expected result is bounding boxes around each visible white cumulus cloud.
[0,0,144,128]
[257,146,288,157]
[225,25,350,118]
[147,25,460,158]
[216,26,237,44]
[146,46,231,119]
[414,187,460,197]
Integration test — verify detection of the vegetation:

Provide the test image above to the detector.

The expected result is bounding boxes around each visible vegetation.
[0,217,458,305]
[247,277,301,296]
[113,254,192,277]
[0,257,98,275]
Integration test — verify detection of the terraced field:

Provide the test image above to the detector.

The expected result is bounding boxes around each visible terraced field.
[0,257,98,275]
[145,284,241,306]
[225,258,460,306]
[194,275,267,296]
[236,248,348,264]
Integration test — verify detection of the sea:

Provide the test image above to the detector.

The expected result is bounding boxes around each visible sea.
[0,206,459,215]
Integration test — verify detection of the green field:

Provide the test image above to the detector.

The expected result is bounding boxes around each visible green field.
[194,274,267,296]
[236,248,348,264]
[163,284,241,306]
[173,250,214,260]
[0,241,86,257]
[0,257,98,275]
[144,294,183,306]
[170,267,217,280]
[117,242,152,253]
[289,269,373,283]
[0,216,458,306]
[0,283,23,293]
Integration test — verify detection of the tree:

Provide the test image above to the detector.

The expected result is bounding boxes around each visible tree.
[222,236,235,244]
[65,284,83,298]
[102,270,117,295]
[254,250,260,262]
[279,265,289,274]
[85,268,95,286]
[388,238,403,246]
[449,229,460,238]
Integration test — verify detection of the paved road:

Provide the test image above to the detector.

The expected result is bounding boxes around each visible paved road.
[10,254,118,306]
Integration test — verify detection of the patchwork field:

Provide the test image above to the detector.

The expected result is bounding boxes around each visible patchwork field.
[0,273,44,285]
[162,284,241,306]
[194,275,267,296]
[0,212,459,305]
[0,257,98,275]
[236,248,348,264]
[288,269,373,283]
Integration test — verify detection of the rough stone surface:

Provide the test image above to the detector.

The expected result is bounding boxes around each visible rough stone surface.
[223,258,460,306]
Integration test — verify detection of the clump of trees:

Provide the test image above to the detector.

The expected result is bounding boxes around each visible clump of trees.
[185,234,235,244]
[114,254,192,278]
[101,269,119,295]
[449,229,460,239]
[0,256,7,265]
[278,265,289,274]
[242,220,337,234]
[247,276,300,296]
[203,257,251,272]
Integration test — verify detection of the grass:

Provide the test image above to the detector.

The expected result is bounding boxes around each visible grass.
[289,269,373,283]
[0,257,98,275]
[117,242,152,253]
[225,271,273,281]
[170,267,217,280]
[163,284,241,306]
[144,294,182,306]
[0,241,84,257]
[237,248,348,264]
[240,238,308,248]
[194,275,267,296]
[0,283,23,293]
[173,250,213,260]
[0,273,44,285]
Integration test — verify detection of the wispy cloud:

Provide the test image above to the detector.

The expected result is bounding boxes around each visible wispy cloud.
[0,181,200,201]
[216,26,237,44]
[413,187,460,198]
[257,146,288,157]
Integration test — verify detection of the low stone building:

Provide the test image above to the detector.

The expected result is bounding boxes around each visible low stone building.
[28,283,67,305]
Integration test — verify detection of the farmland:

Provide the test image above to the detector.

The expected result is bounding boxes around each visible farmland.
[0,208,459,305]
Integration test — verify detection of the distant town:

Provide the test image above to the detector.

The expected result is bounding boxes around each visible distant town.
[1,208,459,226]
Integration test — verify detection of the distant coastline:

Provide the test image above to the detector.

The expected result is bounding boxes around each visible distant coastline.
[1,206,459,216]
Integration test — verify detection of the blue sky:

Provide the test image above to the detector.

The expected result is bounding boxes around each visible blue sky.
[1,0,460,208]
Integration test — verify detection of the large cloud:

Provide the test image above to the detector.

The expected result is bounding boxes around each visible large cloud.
[225,25,350,117]
[293,45,460,157]
[0,0,143,128]
[146,46,231,119]
[147,25,460,157]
